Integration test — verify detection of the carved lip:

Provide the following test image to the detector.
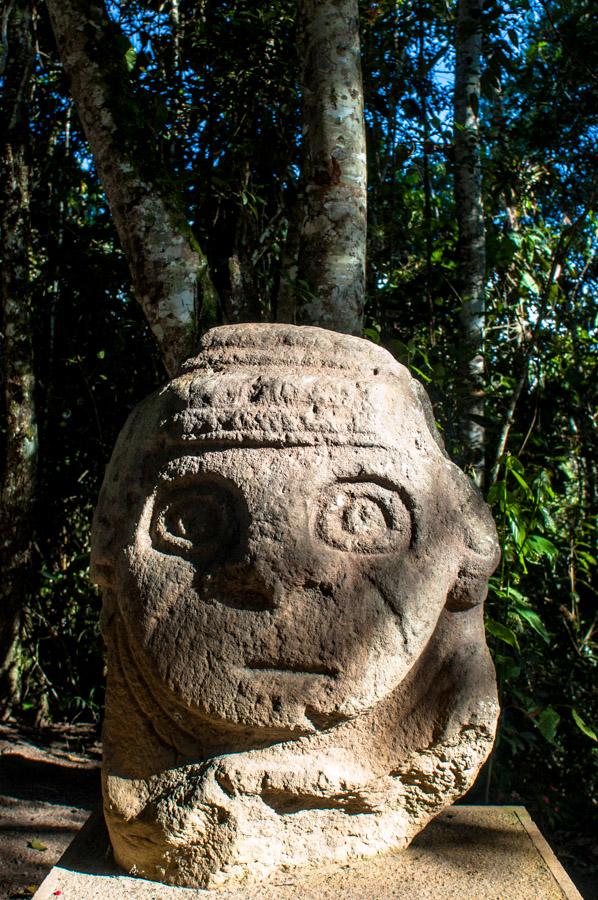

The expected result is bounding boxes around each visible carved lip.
[245,660,340,678]
[208,592,277,612]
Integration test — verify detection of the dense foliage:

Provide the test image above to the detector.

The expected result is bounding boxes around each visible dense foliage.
[1,0,596,874]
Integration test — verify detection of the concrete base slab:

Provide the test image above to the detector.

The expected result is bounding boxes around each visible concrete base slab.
[33,805,582,900]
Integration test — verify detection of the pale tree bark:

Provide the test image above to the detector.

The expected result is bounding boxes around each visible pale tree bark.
[0,0,37,716]
[454,0,486,486]
[47,0,219,376]
[297,0,367,334]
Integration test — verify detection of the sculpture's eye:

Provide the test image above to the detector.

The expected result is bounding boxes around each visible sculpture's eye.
[317,480,412,554]
[151,483,238,560]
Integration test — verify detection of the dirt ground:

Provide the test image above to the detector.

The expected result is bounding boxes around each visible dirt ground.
[0,722,101,900]
[0,721,596,900]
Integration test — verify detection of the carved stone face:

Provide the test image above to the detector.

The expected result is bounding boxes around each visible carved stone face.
[93,325,501,889]
[93,325,499,735]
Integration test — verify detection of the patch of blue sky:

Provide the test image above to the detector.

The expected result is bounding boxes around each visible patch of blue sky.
[105,0,170,55]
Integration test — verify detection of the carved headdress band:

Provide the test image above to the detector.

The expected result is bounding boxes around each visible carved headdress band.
[166,324,414,449]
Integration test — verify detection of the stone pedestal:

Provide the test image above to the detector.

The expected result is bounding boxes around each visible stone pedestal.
[34,806,582,900]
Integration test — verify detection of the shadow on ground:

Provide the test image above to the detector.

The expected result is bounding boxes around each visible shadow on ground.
[0,722,101,900]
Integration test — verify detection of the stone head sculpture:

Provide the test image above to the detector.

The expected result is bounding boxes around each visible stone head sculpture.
[92,324,499,888]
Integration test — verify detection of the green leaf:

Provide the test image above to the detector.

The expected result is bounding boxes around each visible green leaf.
[486,618,520,650]
[28,838,47,851]
[526,534,558,562]
[508,511,527,554]
[509,467,533,497]
[124,46,137,72]
[503,585,527,603]
[409,364,432,383]
[363,327,381,344]
[536,707,560,743]
[507,455,526,474]
[508,232,523,248]
[521,272,540,294]
[486,483,501,505]
[572,709,598,742]
[513,605,550,643]
[495,654,521,681]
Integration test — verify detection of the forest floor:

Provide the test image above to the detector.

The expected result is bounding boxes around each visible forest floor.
[0,721,596,900]
[0,722,101,899]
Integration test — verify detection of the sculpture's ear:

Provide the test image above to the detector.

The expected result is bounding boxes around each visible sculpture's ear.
[409,376,500,613]
[446,560,494,611]
[446,522,501,612]
[445,470,501,612]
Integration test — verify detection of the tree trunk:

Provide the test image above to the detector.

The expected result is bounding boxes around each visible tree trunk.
[47,0,219,376]
[0,0,37,717]
[417,20,435,345]
[297,0,367,334]
[454,0,486,486]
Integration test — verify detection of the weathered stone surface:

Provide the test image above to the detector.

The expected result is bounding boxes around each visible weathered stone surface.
[91,324,500,889]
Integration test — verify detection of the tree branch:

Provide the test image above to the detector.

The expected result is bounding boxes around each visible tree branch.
[47,0,219,376]
[489,210,591,484]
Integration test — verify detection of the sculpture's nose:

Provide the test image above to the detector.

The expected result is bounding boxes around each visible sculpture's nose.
[204,559,282,612]
[201,496,313,612]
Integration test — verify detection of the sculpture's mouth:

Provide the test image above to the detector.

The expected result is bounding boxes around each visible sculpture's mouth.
[205,590,277,612]
[245,660,340,678]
